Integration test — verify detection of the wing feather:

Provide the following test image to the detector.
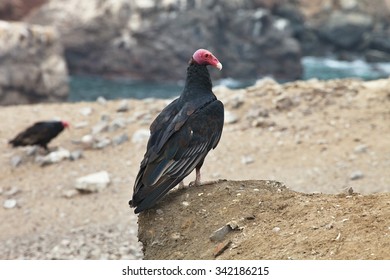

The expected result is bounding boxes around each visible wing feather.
[131,98,224,213]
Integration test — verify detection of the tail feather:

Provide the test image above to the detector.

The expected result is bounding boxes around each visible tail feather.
[130,178,181,214]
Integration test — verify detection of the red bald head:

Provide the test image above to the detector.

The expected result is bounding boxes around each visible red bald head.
[192,49,222,70]
[61,120,70,129]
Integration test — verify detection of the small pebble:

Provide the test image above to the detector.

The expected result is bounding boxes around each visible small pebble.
[170,232,181,240]
[80,107,93,116]
[210,225,231,242]
[132,129,150,144]
[354,144,368,154]
[96,96,107,105]
[224,111,238,124]
[62,189,78,198]
[93,138,111,149]
[117,100,129,112]
[4,186,20,196]
[100,114,110,122]
[10,155,22,167]
[272,227,281,233]
[109,118,127,131]
[74,121,89,129]
[92,121,109,134]
[113,134,129,145]
[241,155,254,165]
[3,199,17,209]
[350,171,364,180]
[70,150,83,161]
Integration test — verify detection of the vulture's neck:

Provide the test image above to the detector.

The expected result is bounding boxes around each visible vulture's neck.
[181,61,213,100]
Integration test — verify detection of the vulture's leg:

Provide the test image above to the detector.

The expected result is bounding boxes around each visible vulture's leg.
[189,167,202,187]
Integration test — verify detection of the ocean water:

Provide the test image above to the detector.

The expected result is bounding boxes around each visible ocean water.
[69,57,390,102]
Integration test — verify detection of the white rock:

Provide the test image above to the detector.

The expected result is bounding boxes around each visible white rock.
[132,129,150,144]
[25,146,39,156]
[10,155,22,167]
[62,189,79,198]
[3,199,17,209]
[113,134,129,145]
[100,114,110,122]
[117,100,129,112]
[96,96,107,105]
[350,170,364,180]
[109,118,127,131]
[75,171,111,193]
[241,155,254,165]
[81,134,94,144]
[35,148,71,165]
[93,137,111,149]
[224,110,238,124]
[80,107,93,116]
[74,121,89,129]
[92,121,109,134]
[70,150,83,160]
[4,186,20,196]
[272,226,281,233]
[354,144,368,154]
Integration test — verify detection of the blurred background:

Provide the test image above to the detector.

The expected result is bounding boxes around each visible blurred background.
[1,0,390,104]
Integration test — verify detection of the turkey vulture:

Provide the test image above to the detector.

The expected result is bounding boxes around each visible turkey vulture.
[9,120,69,150]
[130,49,224,213]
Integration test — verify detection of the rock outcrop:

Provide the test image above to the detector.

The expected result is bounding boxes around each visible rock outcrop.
[295,0,390,61]
[0,0,47,21]
[138,180,390,260]
[25,0,302,81]
[0,20,68,105]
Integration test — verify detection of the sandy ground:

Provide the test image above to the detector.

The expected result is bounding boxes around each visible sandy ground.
[138,180,390,260]
[0,77,389,259]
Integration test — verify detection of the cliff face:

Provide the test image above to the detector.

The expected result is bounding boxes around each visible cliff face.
[24,0,303,81]
[0,20,68,105]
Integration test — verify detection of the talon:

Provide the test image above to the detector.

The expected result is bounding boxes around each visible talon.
[189,180,200,187]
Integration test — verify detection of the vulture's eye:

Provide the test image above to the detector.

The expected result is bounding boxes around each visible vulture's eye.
[205,54,209,58]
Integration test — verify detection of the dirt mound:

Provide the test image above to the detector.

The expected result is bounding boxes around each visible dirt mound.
[138,180,390,260]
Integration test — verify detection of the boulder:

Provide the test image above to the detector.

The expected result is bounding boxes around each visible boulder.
[0,20,68,105]
[316,11,373,49]
[74,171,111,193]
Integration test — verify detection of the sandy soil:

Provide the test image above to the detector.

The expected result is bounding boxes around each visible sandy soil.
[138,180,390,260]
[0,77,389,259]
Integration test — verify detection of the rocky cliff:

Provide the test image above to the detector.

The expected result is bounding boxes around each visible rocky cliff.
[25,0,303,81]
[0,20,68,105]
[23,0,390,81]
[296,0,390,61]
